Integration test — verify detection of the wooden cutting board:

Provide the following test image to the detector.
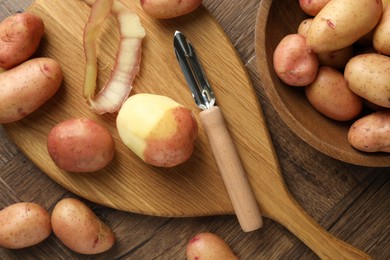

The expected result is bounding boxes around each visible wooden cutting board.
[3,0,373,258]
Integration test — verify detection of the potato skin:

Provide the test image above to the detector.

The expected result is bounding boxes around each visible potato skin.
[0,57,62,123]
[305,66,363,121]
[297,18,313,38]
[0,202,51,249]
[317,45,354,70]
[307,0,382,53]
[348,110,390,152]
[0,13,44,70]
[345,53,390,108]
[373,5,390,55]
[186,232,238,260]
[273,34,319,87]
[299,0,330,16]
[51,198,115,255]
[140,0,203,19]
[47,118,115,173]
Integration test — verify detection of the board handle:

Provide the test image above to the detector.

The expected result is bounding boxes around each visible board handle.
[200,106,263,232]
[271,193,372,259]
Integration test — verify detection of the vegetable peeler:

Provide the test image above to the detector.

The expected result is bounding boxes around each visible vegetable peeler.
[173,31,263,232]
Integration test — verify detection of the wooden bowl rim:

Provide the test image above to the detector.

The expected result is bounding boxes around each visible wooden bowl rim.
[254,0,390,167]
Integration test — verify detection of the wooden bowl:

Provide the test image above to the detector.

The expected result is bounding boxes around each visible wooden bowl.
[255,0,390,167]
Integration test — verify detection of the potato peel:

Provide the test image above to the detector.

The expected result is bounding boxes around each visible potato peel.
[83,0,145,114]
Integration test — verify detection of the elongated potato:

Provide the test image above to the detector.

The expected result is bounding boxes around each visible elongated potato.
[345,53,390,108]
[0,202,51,249]
[0,13,44,70]
[305,66,363,121]
[0,57,62,123]
[140,0,203,19]
[307,0,382,53]
[348,110,390,152]
[51,198,115,254]
[373,5,390,55]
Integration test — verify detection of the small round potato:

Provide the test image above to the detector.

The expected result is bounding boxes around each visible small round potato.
[0,202,51,249]
[305,66,363,121]
[273,34,319,87]
[140,0,203,19]
[51,198,115,254]
[186,232,238,260]
[47,118,115,172]
[348,110,390,152]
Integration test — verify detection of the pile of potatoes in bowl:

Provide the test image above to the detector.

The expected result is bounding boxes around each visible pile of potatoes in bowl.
[273,0,390,153]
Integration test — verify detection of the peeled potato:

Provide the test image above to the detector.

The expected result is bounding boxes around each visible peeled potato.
[116,93,198,167]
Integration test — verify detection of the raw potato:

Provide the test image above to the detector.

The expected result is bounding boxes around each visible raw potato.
[117,93,198,167]
[0,202,51,249]
[348,110,390,152]
[273,34,319,87]
[297,18,313,37]
[47,118,115,173]
[299,0,330,16]
[0,12,44,70]
[186,232,238,260]
[305,66,363,121]
[140,0,203,19]
[373,5,390,55]
[0,57,62,123]
[306,0,382,53]
[344,53,390,108]
[317,46,354,70]
[51,198,115,254]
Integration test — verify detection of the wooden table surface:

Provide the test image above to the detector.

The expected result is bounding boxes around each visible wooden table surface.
[0,0,389,259]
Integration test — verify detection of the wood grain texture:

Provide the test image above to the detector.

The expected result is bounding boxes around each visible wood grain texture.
[0,0,389,259]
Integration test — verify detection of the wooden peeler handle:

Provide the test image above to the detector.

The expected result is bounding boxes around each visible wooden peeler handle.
[200,106,263,232]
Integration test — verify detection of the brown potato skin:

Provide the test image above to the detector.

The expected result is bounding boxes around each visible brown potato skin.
[345,53,390,108]
[0,12,44,70]
[299,0,330,16]
[186,232,238,260]
[305,66,363,121]
[140,0,203,19]
[51,198,115,255]
[47,118,115,173]
[373,5,390,55]
[348,110,390,152]
[0,202,51,249]
[0,57,62,123]
[273,34,319,87]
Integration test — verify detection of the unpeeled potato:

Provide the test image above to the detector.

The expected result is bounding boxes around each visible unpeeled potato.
[373,5,390,55]
[345,53,390,109]
[186,232,238,260]
[0,57,62,123]
[0,12,44,70]
[307,0,382,53]
[0,202,51,249]
[140,0,203,19]
[305,66,363,121]
[348,110,390,152]
[47,118,115,173]
[51,198,115,255]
